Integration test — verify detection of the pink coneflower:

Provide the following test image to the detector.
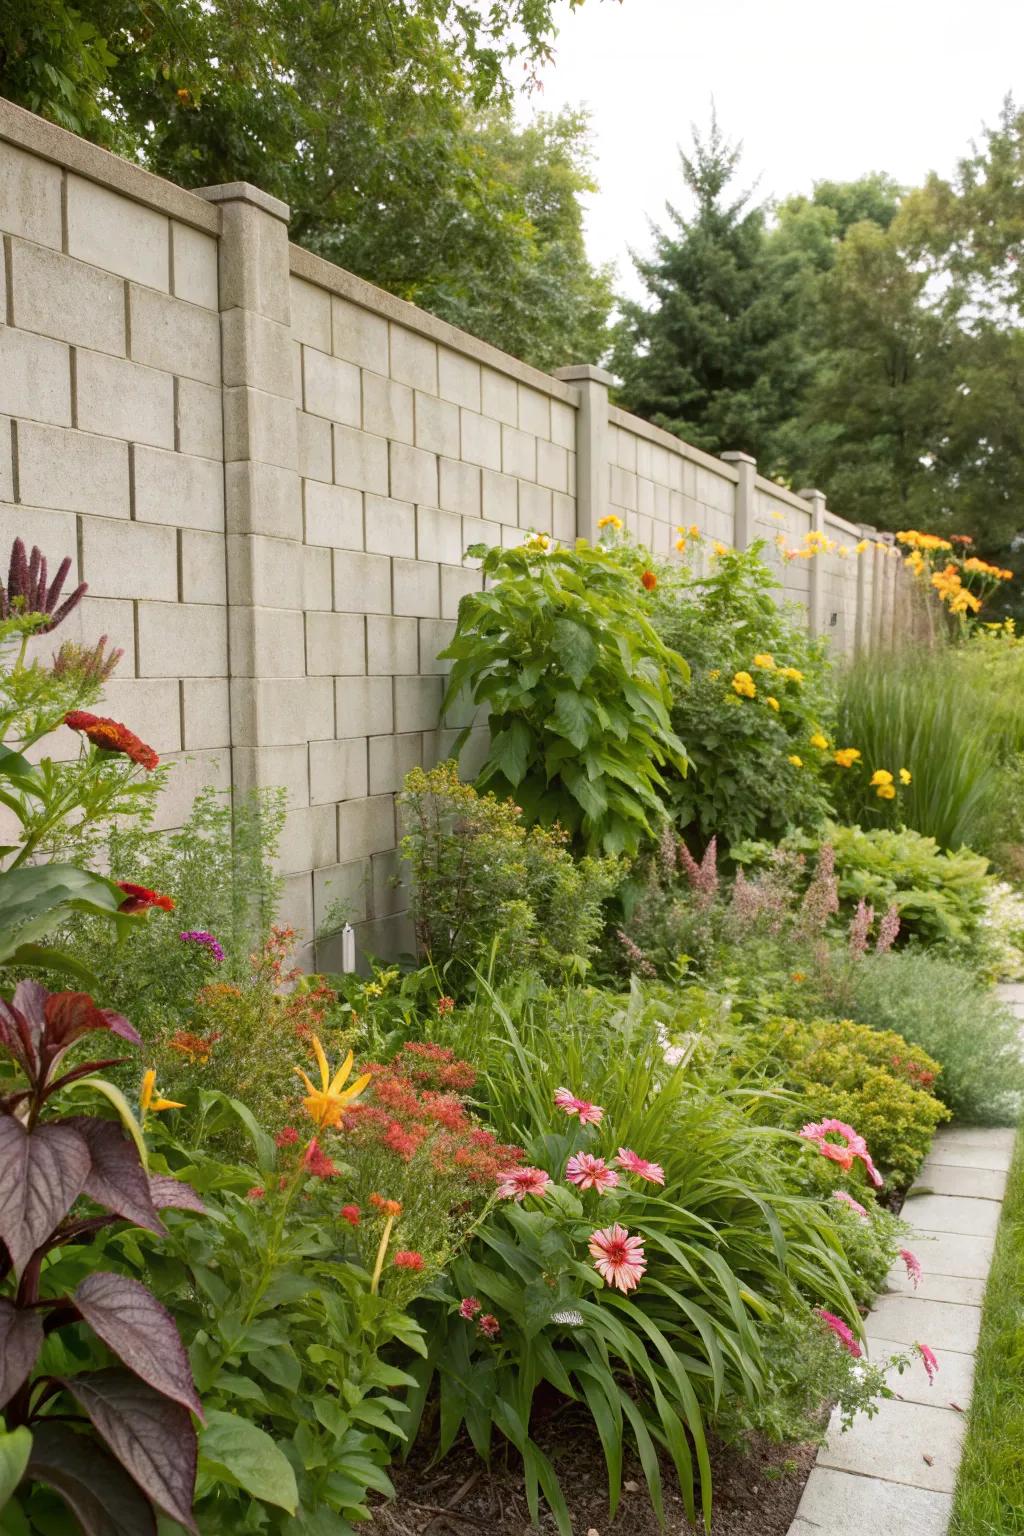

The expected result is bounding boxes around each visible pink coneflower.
[393,1250,424,1271]
[900,1249,923,1288]
[833,1191,869,1221]
[477,1313,500,1339]
[816,1308,862,1358]
[589,1224,647,1293]
[496,1165,551,1202]
[566,1153,620,1194]
[915,1342,939,1384]
[459,1296,482,1320]
[554,1087,604,1126]
[614,1148,666,1186]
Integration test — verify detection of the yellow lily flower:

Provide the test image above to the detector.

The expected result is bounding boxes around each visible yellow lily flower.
[295,1035,371,1129]
[139,1068,185,1118]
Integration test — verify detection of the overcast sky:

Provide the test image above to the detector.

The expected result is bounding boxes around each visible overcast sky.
[521,0,1023,297]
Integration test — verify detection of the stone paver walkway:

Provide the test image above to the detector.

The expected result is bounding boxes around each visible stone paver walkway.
[787,1122,1017,1536]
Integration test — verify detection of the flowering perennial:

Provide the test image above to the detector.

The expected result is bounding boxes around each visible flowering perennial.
[179,929,225,963]
[64,711,160,771]
[554,1086,604,1125]
[816,1308,861,1358]
[565,1152,620,1193]
[588,1224,647,1293]
[900,1249,923,1288]
[497,1166,551,1201]
[117,882,174,913]
[614,1147,666,1185]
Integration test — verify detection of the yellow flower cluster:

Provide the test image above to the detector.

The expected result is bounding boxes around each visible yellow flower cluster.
[931,564,981,616]
[597,514,623,531]
[674,521,701,551]
[730,654,806,708]
[869,766,911,800]
[731,670,757,698]
[782,529,896,563]
[834,747,861,769]
[897,530,953,553]
[963,556,1014,581]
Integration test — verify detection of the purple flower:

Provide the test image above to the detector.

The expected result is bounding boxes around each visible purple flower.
[179,930,225,964]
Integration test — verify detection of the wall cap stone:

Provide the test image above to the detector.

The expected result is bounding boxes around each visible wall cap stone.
[606,404,740,482]
[753,474,813,513]
[197,181,290,221]
[721,450,756,466]
[554,364,614,387]
[289,243,580,406]
[0,97,221,235]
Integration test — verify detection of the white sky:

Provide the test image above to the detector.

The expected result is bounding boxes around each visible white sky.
[521,0,1024,297]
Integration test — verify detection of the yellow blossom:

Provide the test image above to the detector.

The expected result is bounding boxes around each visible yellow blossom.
[809,732,829,750]
[675,537,687,551]
[139,1069,184,1119]
[899,768,912,785]
[876,783,897,800]
[752,653,776,669]
[834,748,861,769]
[708,668,721,680]
[712,541,730,558]
[788,755,803,768]
[869,769,894,787]
[689,524,700,538]
[731,670,757,699]
[855,539,870,554]
[766,695,780,712]
[597,514,623,531]
[779,666,804,683]
[295,1035,371,1130]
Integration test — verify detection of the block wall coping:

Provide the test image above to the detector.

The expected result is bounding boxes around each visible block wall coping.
[0,96,222,235]
[289,243,581,405]
[753,475,816,513]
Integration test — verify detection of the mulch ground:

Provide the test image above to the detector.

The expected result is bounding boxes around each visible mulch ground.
[375,1408,819,1536]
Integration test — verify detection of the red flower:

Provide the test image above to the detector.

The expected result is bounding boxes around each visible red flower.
[641,570,657,592]
[816,1308,861,1358]
[275,1126,300,1147]
[477,1313,501,1339]
[117,882,174,914]
[459,1296,482,1320]
[393,1250,424,1271]
[64,711,159,771]
[303,1139,338,1179]
[246,1186,265,1201]
[340,1204,361,1227]
[437,995,455,1015]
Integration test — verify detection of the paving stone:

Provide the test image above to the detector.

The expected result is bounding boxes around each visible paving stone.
[817,1397,964,1493]
[902,1227,995,1279]
[790,1466,952,1536]
[916,1142,1013,1173]
[866,1294,981,1353]
[866,1335,976,1409]
[933,1127,1018,1152]
[901,1193,1002,1239]
[913,1162,1008,1200]
[883,1267,987,1306]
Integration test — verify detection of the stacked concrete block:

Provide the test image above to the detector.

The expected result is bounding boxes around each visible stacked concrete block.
[0,102,230,825]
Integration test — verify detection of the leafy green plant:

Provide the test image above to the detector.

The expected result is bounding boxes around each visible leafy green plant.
[440,540,689,854]
[646,542,836,850]
[399,761,621,983]
[835,644,1000,849]
[0,980,205,1533]
[851,950,1024,1125]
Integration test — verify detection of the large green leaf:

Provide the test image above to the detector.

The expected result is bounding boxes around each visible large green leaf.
[0,864,125,965]
[198,1411,298,1513]
[0,1427,31,1509]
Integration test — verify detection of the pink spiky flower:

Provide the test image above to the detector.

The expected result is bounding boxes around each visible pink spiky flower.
[554,1086,604,1126]
[459,1296,481,1320]
[566,1153,620,1193]
[588,1223,647,1293]
[614,1148,666,1186]
[478,1313,501,1339]
[916,1342,939,1383]
[900,1249,923,1288]
[496,1165,551,1202]
[832,1190,869,1222]
[816,1308,862,1358]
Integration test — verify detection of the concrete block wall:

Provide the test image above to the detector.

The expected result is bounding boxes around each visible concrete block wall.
[0,97,904,963]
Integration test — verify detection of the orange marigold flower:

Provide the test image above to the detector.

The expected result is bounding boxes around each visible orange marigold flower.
[64,711,159,771]
[370,1193,402,1216]
[167,1029,220,1064]
[640,570,657,591]
[117,882,174,913]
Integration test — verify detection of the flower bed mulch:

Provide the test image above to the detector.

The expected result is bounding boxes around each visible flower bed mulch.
[374,1411,818,1536]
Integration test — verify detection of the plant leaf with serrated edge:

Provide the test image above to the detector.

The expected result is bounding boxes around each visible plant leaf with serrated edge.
[489,719,532,786]
[0,1302,42,1409]
[65,1118,166,1236]
[74,1273,203,1418]
[0,1117,90,1278]
[198,1409,298,1513]
[60,1370,198,1533]
[27,1421,156,1536]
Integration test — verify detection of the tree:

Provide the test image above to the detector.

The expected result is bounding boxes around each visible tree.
[0,0,614,369]
[611,116,811,466]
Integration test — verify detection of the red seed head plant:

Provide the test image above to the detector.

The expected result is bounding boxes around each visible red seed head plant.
[0,538,86,632]
[0,980,205,1532]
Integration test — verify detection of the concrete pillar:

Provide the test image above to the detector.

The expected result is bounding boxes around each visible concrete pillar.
[554,364,614,542]
[798,487,828,638]
[855,524,874,653]
[721,451,757,550]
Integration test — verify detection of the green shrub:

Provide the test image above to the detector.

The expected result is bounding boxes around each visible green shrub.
[399,760,621,982]
[734,821,993,951]
[851,950,1024,1125]
[835,645,1000,850]
[440,539,688,854]
[648,543,836,850]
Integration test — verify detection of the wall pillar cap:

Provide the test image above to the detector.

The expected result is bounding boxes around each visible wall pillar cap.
[197,181,290,222]
[797,486,827,503]
[554,364,615,387]
[721,450,756,466]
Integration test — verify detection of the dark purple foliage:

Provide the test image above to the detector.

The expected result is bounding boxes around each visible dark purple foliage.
[0,537,87,631]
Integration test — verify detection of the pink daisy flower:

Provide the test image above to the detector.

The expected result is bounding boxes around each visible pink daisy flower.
[496,1165,551,1202]
[816,1308,862,1358]
[832,1191,869,1221]
[566,1152,620,1194]
[554,1086,604,1126]
[588,1223,647,1293]
[900,1249,923,1288]
[614,1148,666,1186]
[915,1342,939,1384]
